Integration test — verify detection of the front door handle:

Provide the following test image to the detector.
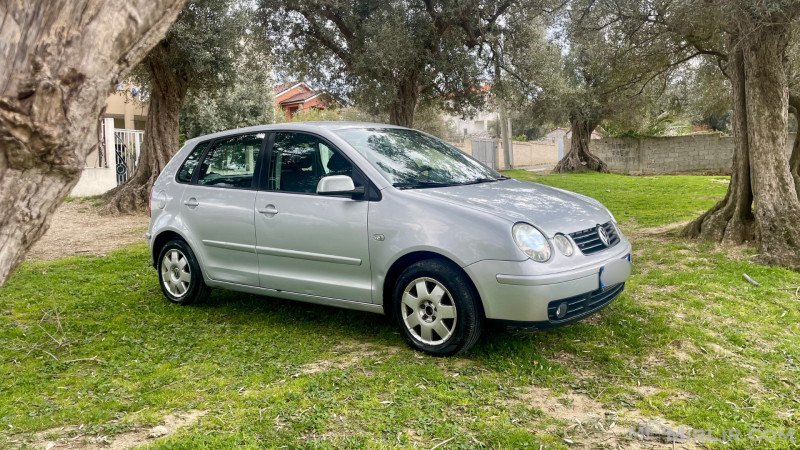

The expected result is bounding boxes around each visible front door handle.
[183,198,199,207]
[258,205,278,215]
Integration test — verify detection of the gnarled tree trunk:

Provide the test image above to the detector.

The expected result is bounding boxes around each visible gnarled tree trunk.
[682,33,755,244]
[388,74,419,128]
[683,17,800,269]
[554,118,608,173]
[0,0,186,288]
[102,44,189,214]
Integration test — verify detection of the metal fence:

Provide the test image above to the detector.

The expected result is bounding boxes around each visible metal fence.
[471,138,497,169]
[114,129,143,185]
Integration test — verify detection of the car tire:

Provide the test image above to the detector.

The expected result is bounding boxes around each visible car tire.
[393,259,483,356]
[156,239,210,305]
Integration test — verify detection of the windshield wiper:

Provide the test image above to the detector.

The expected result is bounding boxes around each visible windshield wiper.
[392,181,460,189]
[458,177,506,185]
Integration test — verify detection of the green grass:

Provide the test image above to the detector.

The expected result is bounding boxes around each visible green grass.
[64,194,103,207]
[2,172,799,448]
[504,170,731,227]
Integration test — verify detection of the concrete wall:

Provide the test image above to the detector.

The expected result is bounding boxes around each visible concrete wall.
[449,138,558,169]
[70,118,117,197]
[105,84,148,130]
[510,141,559,167]
[71,167,117,197]
[573,132,797,175]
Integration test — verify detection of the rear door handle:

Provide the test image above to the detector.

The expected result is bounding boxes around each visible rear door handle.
[183,198,199,207]
[258,205,278,215]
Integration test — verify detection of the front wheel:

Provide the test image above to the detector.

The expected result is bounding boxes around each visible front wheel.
[393,259,483,356]
[157,239,210,305]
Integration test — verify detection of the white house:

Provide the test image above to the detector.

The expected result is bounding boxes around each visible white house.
[70,83,146,197]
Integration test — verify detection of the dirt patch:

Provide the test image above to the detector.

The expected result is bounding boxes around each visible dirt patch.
[28,200,149,261]
[519,387,702,448]
[633,221,690,238]
[297,341,400,376]
[668,340,698,362]
[29,410,206,449]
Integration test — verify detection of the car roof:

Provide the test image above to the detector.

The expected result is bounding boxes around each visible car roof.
[184,121,409,145]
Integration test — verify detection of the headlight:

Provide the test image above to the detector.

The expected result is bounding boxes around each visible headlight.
[512,223,551,262]
[553,234,574,257]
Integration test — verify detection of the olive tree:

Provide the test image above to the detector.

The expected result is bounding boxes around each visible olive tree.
[258,0,553,127]
[550,0,706,172]
[103,0,270,213]
[670,1,800,269]
[0,0,186,288]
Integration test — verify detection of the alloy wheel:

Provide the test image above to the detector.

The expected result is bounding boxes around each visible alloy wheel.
[401,277,457,345]
[161,249,191,298]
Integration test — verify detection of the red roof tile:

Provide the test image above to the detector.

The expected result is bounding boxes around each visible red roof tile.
[279,91,317,104]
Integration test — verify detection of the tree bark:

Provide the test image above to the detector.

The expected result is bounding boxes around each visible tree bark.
[553,118,608,173]
[0,0,186,288]
[388,74,419,127]
[789,94,800,199]
[681,34,755,244]
[683,17,800,269]
[102,44,189,214]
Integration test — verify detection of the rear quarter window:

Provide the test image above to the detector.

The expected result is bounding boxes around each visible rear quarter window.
[176,142,207,183]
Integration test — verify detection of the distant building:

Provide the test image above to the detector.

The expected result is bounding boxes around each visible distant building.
[539,127,603,143]
[71,82,147,197]
[443,86,496,139]
[275,82,330,121]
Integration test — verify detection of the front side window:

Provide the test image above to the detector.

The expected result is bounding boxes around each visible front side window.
[268,132,358,193]
[176,142,207,183]
[334,128,502,188]
[196,133,264,188]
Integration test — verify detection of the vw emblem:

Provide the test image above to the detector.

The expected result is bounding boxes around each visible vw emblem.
[597,225,609,246]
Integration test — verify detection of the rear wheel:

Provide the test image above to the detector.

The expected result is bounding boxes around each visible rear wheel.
[157,239,210,305]
[393,259,483,356]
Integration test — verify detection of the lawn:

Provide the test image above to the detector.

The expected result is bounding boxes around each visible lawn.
[2,172,799,449]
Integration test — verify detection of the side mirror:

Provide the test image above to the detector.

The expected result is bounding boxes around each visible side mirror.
[316,175,365,198]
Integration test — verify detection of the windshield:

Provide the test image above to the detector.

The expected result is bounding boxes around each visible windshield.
[334,128,504,188]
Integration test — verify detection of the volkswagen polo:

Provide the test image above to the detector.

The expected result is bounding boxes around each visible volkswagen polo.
[146,122,632,356]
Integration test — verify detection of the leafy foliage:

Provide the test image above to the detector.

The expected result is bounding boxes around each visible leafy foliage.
[258,0,554,126]
[180,50,275,139]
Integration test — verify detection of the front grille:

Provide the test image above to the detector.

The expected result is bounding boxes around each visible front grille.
[569,221,620,255]
[547,283,625,322]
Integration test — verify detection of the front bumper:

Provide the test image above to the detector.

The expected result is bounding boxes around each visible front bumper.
[463,241,632,325]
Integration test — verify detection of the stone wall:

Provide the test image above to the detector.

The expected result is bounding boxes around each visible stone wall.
[573,132,797,175]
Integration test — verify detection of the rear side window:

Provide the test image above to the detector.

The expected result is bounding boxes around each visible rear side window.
[176,143,206,183]
[196,133,265,189]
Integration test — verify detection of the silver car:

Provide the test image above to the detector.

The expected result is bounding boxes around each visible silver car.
[147,122,631,356]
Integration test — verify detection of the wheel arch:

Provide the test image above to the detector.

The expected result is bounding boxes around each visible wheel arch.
[151,229,190,267]
[381,250,484,319]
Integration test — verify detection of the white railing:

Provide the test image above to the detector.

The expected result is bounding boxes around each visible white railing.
[112,129,144,185]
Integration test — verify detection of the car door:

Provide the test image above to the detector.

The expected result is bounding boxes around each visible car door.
[180,132,265,286]
[254,131,373,303]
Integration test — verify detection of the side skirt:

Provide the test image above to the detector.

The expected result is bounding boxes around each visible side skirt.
[205,279,385,315]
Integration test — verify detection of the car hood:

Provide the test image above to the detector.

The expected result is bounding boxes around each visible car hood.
[408,178,612,236]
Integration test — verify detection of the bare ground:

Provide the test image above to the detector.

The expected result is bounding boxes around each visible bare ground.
[28,410,206,449]
[28,200,149,262]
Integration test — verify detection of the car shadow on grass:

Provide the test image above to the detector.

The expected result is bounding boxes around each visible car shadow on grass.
[192,286,652,376]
